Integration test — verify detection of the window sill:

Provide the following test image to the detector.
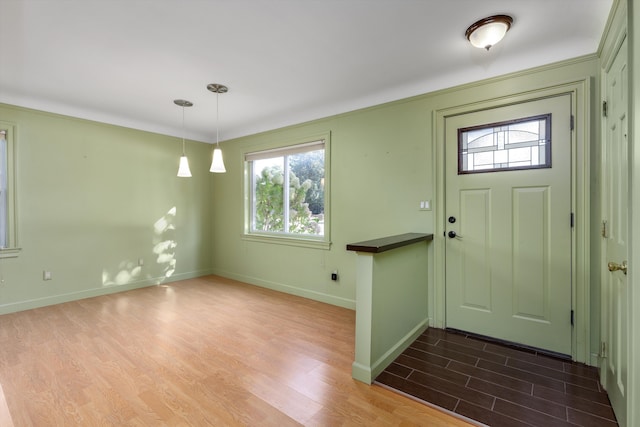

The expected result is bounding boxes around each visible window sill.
[0,247,21,259]
[242,233,331,250]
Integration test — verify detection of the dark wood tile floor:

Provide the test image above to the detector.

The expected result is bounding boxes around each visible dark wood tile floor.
[375,328,618,427]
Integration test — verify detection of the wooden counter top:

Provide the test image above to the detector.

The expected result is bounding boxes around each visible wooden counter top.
[346,233,433,254]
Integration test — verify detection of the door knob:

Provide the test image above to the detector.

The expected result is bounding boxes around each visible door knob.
[448,231,462,239]
[608,261,627,275]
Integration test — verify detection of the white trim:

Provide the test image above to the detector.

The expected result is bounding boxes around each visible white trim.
[0,269,214,315]
[598,21,627,397]
[0,121,19,254]
[598,2,637,425]
[241,233,331,250]
[627,2,639,426]
[434,80,591,363]
[212,268,355,310]
[244,139,325,161]
[242,132,331,245]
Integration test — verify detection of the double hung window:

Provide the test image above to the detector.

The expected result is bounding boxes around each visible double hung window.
[244,136,329,247]
[0,122,18,257]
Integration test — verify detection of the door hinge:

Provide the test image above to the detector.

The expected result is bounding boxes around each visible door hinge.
[571,310,574,326]
[603,100,608,117]
[570,115,575,131]
[601,341,607,358]
[570,213,575,228]
[602,220,608,238]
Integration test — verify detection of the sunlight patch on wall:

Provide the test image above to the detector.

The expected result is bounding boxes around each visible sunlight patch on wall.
[101,207,178,287]
[101,261,143,286]
[153,206,177,283]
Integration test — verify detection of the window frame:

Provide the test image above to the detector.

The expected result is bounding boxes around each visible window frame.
[458,114,552,174]
[243,132,331,250]
[0,121,20,258]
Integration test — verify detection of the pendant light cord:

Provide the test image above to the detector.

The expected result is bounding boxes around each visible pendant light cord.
[181,106,186,155]
[216,92,220,147]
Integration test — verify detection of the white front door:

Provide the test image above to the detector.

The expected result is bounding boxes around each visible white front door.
[445,95,573,355]
[602,36,629,427]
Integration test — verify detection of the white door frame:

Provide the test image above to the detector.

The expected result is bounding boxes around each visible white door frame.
[432,80,591,363]
[630,1,640,425]
[600,2,638,424]
[600,31,629,425]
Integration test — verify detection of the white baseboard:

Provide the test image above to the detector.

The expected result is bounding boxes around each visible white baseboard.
[370,319,429,379]
[0,269,213,315]
[212,269,356,310]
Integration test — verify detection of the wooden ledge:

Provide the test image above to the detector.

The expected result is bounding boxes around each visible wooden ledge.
[346,233,433,254]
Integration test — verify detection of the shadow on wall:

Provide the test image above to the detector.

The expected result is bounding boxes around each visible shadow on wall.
[101,207,177,286]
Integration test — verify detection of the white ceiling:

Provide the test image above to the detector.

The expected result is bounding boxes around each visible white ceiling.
[0,0,613,143]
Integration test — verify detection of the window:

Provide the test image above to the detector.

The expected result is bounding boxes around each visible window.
[459,114,551,174]
[244,135,329,248]
[0,121,19,257]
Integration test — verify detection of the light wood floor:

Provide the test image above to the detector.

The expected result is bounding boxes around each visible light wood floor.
[0,276,473,426]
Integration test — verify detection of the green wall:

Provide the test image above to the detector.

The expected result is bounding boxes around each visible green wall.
[0,105,214,313]
[0,54,603,361]
[211,56,602,357]
[210,98,433,308]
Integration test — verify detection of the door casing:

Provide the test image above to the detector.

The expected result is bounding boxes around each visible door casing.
[433,80,591,363]
[444,96,573,355]
[599,3,631,424]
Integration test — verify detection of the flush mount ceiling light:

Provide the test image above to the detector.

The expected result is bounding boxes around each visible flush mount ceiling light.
[465,15,513,50]
[207,83,228,173]
[174,99,193,178]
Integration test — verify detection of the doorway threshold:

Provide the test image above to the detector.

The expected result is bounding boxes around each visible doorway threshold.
[444,328,572,361]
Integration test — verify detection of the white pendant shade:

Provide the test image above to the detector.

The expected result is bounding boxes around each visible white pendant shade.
[174,99,194,178]
[177,155,192,177]
[466,15,513,50]
[207,83,229,174]
[210,148,226,173]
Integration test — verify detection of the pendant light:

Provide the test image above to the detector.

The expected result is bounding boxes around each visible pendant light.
[174,99,193,177]
[207,83,228,173]
[465,15,513,51]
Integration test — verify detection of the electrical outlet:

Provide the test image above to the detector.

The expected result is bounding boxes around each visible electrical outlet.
[138,258,144,266]
[43,271,52,281]
[331,270,338,281]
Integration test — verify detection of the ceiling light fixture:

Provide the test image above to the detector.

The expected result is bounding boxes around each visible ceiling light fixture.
[174,99,193,178]
[465,15,513,51]
[207,83,228,173]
